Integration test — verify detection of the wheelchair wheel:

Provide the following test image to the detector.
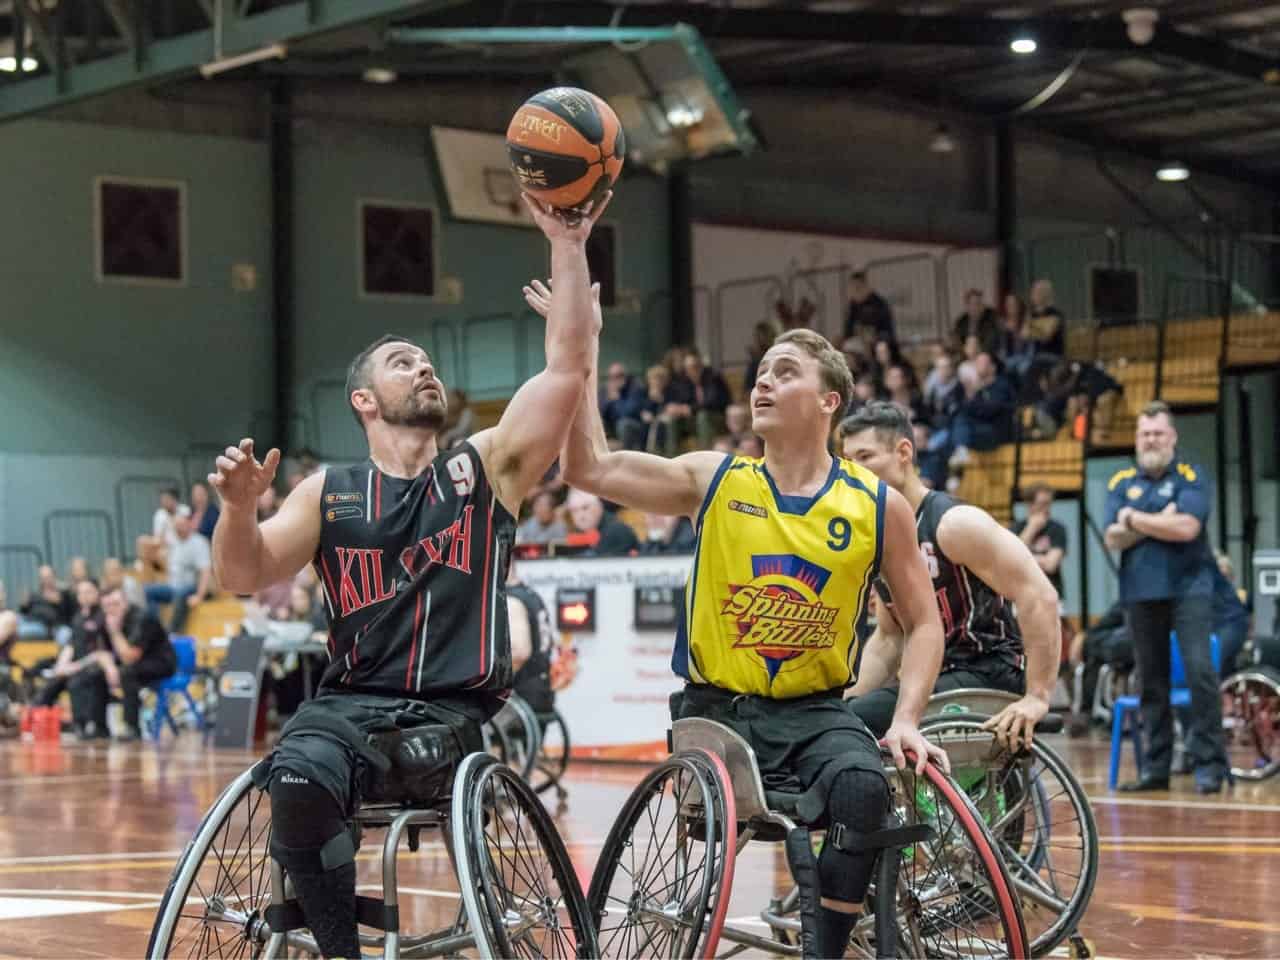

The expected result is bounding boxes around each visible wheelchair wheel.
[147,768,276,959]
[886,752,1030,959]
[587,750,736,958]
[493,695,541,781]
[921,716,1096,957]
[453,751,597,958]
[484,715,514,767]
[1221,668,1280,781]
[532,709,572,797]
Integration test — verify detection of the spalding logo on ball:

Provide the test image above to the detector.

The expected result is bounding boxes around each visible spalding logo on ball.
[506,87,625,212]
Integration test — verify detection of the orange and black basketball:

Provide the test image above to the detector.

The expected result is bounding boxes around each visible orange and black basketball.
[506,87,625,212]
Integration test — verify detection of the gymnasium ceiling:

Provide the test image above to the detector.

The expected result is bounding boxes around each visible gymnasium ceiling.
[1,0,1278,185]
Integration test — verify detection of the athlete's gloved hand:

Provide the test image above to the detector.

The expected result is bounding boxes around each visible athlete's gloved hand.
[883,721,950,775]
[523,278,602,335]
[522,190,612,244]
[983,692,1050,752]
[208,438,281,512]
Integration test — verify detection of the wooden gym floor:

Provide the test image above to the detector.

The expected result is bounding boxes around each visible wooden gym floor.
[0,731,1274,959]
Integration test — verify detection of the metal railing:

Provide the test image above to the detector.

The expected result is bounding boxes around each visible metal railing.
[0,545,43,605]
[43,510,115,575]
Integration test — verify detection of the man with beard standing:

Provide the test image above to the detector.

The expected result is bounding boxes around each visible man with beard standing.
[1104,400,1229,793]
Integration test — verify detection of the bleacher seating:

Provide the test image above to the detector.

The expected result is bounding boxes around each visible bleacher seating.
[956,445,1015,524]
[1225,311,1280,368]
[1017,435,1083,494]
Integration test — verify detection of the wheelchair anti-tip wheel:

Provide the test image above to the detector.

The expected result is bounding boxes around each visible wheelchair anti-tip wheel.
[1221,667,1280,781]
[885,752,1030,959]
[146,768,275,959]
[453,751,599,958]
[587,749,736,959]
[921,715,1097,957]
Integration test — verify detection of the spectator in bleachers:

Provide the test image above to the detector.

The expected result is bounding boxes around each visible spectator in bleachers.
[439,388,475,450]
[949,351,1016,466]
[190,481,219,541]
[36,579,110,739]
[923,352,963,431]
[682,351,732,449]
[100,584,175,741]
[998,293,1028,360]
[913,422,947,491]
[600,361,647,451]
[736,434,764,458]
[565,490,638,556]
[882,364,925,423]
[870,337,899,387]
[847,375,877,416]
[648,363,697,457]
[67,557,90,587]
[953,289,1000,356]
[723,402,749,445]
[662,345,689,381]
[840,336,873,383]
[1012,485,1068,601]
[100,557,144,609]
[711,435,737,454]
[638,364,673,455]
[516,491,568,545]
[0,609,15,665]
[19,565,73,641]
[1027,279,1066,357]
[144,507,212,632]
[744,320,781,394]
[152,487,181,546]
[845,270,896,346]
[640,512,695,555]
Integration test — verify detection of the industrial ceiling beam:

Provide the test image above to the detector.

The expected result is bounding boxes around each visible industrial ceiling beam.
[0,0,460,122]
[418,2,1280,87]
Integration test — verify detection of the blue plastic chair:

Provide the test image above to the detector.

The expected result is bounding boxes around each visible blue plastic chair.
[148,636,205,740]
[1108,631,1220,789]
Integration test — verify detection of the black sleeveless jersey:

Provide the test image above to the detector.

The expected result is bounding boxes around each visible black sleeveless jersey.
[312,441,516,700]
[878,491,1024,670]
[507,582,555,713]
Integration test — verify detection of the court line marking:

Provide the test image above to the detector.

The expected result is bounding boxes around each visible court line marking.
[0,888,164,901]
[1088,794,1280,813]
[0,851,184,866]
[1096,835,1280,843]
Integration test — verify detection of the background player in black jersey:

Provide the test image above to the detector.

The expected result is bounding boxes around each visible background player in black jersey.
[206,192,608,960]
[840,401,1061,751]
[507,562,556,715]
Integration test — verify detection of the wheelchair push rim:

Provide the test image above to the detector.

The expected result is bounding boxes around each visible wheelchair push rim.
[587,749,736,959]
[454,752,598,959]
[921,716,1098,957]
[146,768,274,960]
[1220,669,1280,782]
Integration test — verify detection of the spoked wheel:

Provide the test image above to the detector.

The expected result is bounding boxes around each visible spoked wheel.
[885,750,1030,959]
[587,750,736,958]
[1221,668,1280,781]
[485,715,515,767]
[531,709,572,798]
[453,752,597,959]
[922,717,1096,957]
[147,768,279,959]
[492,696,541,781]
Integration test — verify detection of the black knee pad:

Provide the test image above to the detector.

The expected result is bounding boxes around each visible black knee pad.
[818,768,890,904]
[269,770,356,874]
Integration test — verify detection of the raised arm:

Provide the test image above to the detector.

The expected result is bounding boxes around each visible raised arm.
[523,279,724,518]
[209,439,322,595]
[937,505,1059,749]
[471,194,611,515]
[875,486,948,772]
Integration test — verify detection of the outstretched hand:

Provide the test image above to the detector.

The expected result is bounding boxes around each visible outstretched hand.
[208,438,281,512]
[522,278,602,334]
[522,190,612,245]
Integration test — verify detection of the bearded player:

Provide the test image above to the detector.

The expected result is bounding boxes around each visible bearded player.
[207,193,607,959]
[840,401,1061,751]
[525,283,946,960]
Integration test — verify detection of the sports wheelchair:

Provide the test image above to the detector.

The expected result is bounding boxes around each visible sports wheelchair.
[484,692,573,798]
[588,716,1029,958]
[147,743,597,958]
[1220,664,1280,782]
[919,689,1098,959]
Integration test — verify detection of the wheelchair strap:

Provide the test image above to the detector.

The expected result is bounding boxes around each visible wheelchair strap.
[269,827,357,874]
[827,821,934,854]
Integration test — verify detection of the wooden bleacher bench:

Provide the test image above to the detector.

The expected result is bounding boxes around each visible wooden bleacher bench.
[956,445,1014,525]
[1225,312,1280,368]
[1017,437,1083,494]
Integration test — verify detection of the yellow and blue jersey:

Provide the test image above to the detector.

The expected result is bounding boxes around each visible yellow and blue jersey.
[673,454,886,699]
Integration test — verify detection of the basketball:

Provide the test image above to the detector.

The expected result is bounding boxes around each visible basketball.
[506,87,625,213]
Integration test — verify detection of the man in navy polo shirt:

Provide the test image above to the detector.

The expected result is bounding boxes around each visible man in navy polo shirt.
[1104,400,1229,793]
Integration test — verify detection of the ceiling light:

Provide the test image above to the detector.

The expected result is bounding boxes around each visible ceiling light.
[363,66,397,84]
[664,103,704,129]
[1010,36,1038,55]
[1156,160,1190,182]
[929,124,955,154]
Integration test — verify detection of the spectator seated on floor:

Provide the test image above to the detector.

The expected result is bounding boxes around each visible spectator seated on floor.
[682,351,732,450]
[949,351,1016,467]
[1068,601,1132,737]
[600,361,647,451]
[516,491,569,545]
[100,585,176,742]
[639,512,696,555]
[1213,551,1250,671]
[143,508,212,633]
[564,489,639,556]
[36,579,113,740]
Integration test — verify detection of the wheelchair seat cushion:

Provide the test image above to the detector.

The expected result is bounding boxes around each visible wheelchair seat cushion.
[364,724,464,804]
